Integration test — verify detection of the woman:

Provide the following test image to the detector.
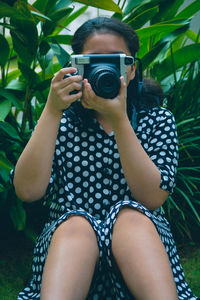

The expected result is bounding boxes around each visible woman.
[12,17,198,300]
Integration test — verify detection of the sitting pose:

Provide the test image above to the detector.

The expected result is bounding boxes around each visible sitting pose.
[12,16,198,300]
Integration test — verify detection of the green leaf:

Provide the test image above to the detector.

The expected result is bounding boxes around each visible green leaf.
[5,80,26,91]
[10,198,26,230]
[42,7,73,36]
[154,44,200,81]
[0,99,11,121]
[30,10,52,21]
[0,87,22,109]
[74,0,122,13]
[176,0,200,19]
[126,6,159,29]
[124,0,148,15]
[18,62,40,87]
[0,121,21,141]
[176,186,200,222]
[136,22,187,41]
[0,151,13,182]
[151,0,184,23]
[186,29,200,43]
[141,41,168,70]
[56,0,72,10]
[10,19,38,65]
[0,151,13,171]
[50,42,70,67]
[0,1,26,19]
[0,34,10,67]
[47,34,73,45]
[33,0,49,13]
[53,5,88,35]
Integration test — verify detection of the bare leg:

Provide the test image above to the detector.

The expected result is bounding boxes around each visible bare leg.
[41,216,99,300]
[112,208,178,300]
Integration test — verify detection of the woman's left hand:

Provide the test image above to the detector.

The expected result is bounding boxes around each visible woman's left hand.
[81,76,127,125]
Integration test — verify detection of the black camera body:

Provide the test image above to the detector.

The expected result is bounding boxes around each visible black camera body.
[66,54,134,99]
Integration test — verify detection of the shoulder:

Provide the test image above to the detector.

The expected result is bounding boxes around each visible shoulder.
[136,107,177,141]
[137,107,176,128]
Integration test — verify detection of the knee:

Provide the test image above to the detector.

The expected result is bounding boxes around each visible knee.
[112,208,154,255]
[54,216,97,244]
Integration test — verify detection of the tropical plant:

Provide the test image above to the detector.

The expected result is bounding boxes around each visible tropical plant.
[0,0,199,240]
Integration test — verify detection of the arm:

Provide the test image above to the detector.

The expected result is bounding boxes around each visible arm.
[112,116,169,210]
[14,68,82,202]
[82,78,178,210]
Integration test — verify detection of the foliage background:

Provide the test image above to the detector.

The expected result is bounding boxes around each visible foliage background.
[0,0,200,244]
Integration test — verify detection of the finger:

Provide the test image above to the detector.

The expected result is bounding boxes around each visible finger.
[52,67,78,82]
[56,73,82,92]
[118,76,127,97]
[82,79,95,99]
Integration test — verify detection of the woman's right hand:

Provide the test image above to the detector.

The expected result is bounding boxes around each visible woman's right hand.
[47,67,82,115]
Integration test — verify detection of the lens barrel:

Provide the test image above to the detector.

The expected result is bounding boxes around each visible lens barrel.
[88,65,121,99]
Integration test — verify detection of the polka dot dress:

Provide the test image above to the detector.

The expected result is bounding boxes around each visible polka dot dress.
[16,105,198,299]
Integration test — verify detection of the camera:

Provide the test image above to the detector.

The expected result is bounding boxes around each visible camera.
[65,54,134,99]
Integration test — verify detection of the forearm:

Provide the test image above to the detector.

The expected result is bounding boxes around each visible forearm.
[14,104,63,202]
[112,116,168,210]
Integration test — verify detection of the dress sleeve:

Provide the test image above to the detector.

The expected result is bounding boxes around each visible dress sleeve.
[150,109,178,193]
[137,108,179,194]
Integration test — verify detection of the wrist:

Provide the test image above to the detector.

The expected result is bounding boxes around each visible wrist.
[45,100,64,119]
[111,114,130,131]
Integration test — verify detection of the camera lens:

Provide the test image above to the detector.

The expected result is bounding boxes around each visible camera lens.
[88,65,121,99]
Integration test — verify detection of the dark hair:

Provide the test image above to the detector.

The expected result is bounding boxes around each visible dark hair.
[71,17,139,57]
[140,78,164,109]
[69,17,161,126]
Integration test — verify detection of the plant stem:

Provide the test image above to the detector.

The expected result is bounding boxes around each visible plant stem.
[21,86,32,134]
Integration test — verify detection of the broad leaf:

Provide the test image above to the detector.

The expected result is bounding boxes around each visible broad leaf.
[0,88,22,109]
[74,0,122,13]
[53,5,88,35]
[126,6,159,30]
[0,151,13,171]
[186,29,200,43]
[151,0,184,24]
[30,10,52,22]
[42,7,73,36]
[50,42,70,67]
[47,34,73,45]
[5,80,26,91]
[176,0,200,19]
[154,44,200,81]
[124,0,149,15]
[10,19,38,65]
[0,99,12,121]
[0,121,21,141]
[141,42,168,70]
[33,0,49,13]
[18,63,40,87]
[0,1,27,19]
[136,22,189,41]
[56,0,72,10]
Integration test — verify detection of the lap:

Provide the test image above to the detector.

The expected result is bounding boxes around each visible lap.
[18,200,196,299]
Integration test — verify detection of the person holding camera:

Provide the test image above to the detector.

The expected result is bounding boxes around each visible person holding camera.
[12,17,197,300]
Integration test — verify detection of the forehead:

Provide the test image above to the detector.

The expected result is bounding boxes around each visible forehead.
[82,33,131,55]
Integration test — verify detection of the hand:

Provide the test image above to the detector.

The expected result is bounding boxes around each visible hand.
[81,76,127,125]
[46,67,82,115]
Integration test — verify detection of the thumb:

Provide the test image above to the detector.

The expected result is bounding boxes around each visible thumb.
[119,76,127,98]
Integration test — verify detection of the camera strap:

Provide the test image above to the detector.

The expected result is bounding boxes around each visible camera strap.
[131,57,143,130]
[131,105,137,130]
